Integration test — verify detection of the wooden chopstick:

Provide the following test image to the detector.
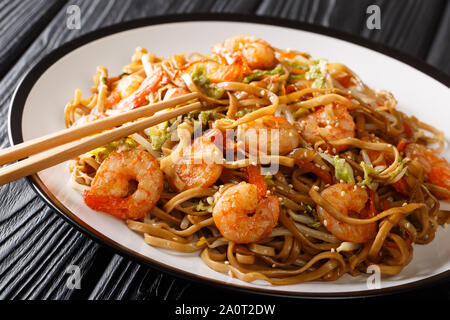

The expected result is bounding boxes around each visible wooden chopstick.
[0,92,199,166]
[0,102,201,186]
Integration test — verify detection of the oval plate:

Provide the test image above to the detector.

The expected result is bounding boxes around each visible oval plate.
[8,14,450,298]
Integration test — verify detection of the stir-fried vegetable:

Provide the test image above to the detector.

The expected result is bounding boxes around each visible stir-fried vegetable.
[148,121,171,150]
[191,65,225,99]
[305,58,327,88]
[243,64,284,83]
[320,153,355,184]
[87,138,136,162]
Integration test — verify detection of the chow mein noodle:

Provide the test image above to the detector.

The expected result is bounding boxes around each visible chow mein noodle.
[65,35,450,285]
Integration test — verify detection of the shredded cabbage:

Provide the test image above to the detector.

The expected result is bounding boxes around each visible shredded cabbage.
[359,162,376,189]
[334,157,355,184]
[288,74,305,80]
[243,64,284,83]
[149,121,171,150]
[87,142,118,162]
[87,137,136,162]
[320,153,355,184]
[195,199,213,213]
[305,58,327,89]
[386,160,407,184]
[191,65,224,99]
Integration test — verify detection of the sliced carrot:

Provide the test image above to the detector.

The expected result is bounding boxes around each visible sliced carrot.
[392,178,409,196]
[396,138,407,152]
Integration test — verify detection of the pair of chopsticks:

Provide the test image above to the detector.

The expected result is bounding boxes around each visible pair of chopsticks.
[0,92,201,186]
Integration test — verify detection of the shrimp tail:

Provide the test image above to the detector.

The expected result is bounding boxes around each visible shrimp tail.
[84,192,138,219]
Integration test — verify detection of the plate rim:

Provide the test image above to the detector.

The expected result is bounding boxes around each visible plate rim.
[7,13,450,299]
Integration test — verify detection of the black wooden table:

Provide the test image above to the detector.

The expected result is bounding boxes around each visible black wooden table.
[1,0,449,301]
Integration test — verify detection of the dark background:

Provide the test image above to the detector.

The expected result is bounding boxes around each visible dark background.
[0,0,449,301]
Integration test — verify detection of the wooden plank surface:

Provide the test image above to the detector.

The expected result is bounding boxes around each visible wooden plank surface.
[0,0,449,301]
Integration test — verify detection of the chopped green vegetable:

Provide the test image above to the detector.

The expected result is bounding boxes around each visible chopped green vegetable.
[293,107,309,119]
[119,72,130,78]
[305,58,327,89]
[198,110,218,125]
[87,137,136,161]
[195,200,213,213]
[359,162,376,189]
[288,74,305,80]
[320,153,355,184]
[87,142,118,162]
[264,174,275,187]
[191,65,224,99]
[149,122,171,151]
[334,157,355,184]
[243,64,284,83]
[386,161,406,184]
[236,108,256,117]
[309,220,322,229]
[285,60,308,69]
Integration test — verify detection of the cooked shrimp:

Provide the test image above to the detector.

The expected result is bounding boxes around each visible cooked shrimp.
[171,131,224,192]
[405,143,450,199]
[114,67,164,110]
[213,182,279,243]
[84,149,163,220]
[298,103,355,151]
[212,35,277,70]
[317,183,377,243]
[237,115,300,155]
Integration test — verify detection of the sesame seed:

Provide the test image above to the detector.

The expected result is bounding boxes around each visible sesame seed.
[272,264,276,268]
[402,202,407,207]
[224,261,230,265]
[313,186,319,191]
[340,191,345,196]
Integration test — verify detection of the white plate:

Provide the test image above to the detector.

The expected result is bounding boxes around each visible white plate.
[8,15,450,298]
